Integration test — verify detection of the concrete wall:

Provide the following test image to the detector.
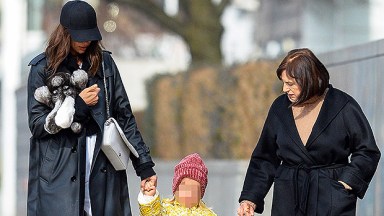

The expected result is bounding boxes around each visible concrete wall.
[319,39,384,216]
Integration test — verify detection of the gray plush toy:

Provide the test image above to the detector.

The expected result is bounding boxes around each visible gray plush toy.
[34,69,88,134]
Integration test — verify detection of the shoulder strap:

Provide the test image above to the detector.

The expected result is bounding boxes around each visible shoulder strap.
[102,50,112,55]
[28,53,46,66]
[102,58,111,119]
[102,50,113,118]
[101,50,112,73]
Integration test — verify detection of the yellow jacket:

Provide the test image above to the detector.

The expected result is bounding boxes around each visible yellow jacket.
[138,191,217,216]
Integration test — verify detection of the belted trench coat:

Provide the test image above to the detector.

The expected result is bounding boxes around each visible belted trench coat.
[27,51,155,216]
[239,85,380,216]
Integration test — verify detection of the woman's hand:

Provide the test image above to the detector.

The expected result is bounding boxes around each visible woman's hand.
[142,181,156,196]
[141,175,158,196]
[237,200,256,216]
[338,180,352,190]
[79,84,100,106]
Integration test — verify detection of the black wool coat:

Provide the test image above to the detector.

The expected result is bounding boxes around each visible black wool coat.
[27,51,155,216]
[239,85,380,216]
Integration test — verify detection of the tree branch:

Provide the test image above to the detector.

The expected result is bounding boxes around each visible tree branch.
[114,0,185,35]
[217,0,231,14]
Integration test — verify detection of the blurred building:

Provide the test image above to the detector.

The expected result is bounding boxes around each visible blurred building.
[253,0,384,58]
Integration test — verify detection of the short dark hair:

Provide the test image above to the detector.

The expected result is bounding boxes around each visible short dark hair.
[276,48,329,106]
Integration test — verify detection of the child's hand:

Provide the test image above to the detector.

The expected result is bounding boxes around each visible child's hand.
[142,180,156,196]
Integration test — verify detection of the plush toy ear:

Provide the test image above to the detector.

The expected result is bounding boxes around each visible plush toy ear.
[44,100,63,134]
[71,69,88,90]
[34,86,54,108]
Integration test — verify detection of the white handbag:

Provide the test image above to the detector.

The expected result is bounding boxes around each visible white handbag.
[101,60,139,170]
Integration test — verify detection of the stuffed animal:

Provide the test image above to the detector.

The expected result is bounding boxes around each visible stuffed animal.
[34,69,88,134]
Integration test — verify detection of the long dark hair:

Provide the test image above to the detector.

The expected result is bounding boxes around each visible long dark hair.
[276,48,329,106]
[45,24,103,76]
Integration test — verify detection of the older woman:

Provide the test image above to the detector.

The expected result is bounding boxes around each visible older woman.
[237,48,380,216]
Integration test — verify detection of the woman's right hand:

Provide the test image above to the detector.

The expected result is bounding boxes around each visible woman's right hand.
[237,200,256,216]
[79,84,100,106]
[142,180,156,196]
[141,175,157,196]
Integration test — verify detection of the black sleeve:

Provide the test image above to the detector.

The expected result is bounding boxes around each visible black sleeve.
[104,52,156,177]
[339,99,381,198]
[27,60,52,138]
[239,108,281,214]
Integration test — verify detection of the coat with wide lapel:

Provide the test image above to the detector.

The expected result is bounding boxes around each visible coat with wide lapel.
[239,85,380,216]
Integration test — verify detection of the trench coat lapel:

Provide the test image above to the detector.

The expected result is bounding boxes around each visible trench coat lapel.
[89,60,113,130]
[88,70,106,133]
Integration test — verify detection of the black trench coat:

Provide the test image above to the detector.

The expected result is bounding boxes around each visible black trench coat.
[27,51,154,216]
[239,85,380,216]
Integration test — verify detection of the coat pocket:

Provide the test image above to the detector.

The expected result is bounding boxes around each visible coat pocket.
[39,138,60,183]
[330,180,357,216]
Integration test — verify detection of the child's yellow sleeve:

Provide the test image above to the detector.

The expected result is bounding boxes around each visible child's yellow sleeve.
[138,190,162,216]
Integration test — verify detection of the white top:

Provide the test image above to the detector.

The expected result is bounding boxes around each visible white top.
[84,135,97,215]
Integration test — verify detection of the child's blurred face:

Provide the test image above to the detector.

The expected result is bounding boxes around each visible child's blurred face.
[175,178,201,208]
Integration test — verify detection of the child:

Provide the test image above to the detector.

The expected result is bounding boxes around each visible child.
[138,153,217,216]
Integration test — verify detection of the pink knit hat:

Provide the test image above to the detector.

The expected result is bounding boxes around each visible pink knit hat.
[172,153,208,197]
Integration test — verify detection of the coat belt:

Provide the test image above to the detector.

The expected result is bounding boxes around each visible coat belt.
[281,162,347,215]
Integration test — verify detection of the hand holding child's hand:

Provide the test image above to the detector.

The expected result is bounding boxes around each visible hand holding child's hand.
[142,180,156,196]
[237,200,256,216]
[141,175,157,196]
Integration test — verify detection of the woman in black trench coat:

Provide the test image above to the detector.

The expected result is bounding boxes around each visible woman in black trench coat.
[27,1,157,216]
[237,48,380,216]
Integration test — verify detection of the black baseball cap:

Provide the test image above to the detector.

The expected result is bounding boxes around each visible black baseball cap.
[60,0,102,42]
